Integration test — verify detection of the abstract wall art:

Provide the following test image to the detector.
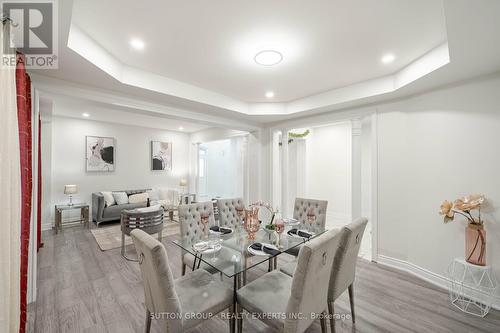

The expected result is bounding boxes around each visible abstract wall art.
[86,136,115,172]
[151,141,172,171]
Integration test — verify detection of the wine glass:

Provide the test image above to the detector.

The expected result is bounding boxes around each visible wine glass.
[208,233,221,262]
[275,217,285,249]
[236,205,245,231]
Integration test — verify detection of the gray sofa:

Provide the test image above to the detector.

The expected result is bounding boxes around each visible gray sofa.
[92,189,150,226]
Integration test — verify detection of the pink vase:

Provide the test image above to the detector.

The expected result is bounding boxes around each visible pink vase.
[244,207,260,240]
[465,224,486,266]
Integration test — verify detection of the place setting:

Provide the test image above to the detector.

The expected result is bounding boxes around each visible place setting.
[287,228,315,240]
[247,242,280,256]
[209,225,234,236]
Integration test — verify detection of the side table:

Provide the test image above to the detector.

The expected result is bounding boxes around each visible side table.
[447,258,498,317]
[55,203,90,234]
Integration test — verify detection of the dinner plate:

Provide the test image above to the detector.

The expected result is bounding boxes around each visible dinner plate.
[192,241,222,254]
[283,218,300,225]
[247,243,278,256]
[288,229,315,239]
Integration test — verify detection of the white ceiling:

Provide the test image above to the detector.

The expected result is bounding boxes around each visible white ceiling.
[72,0,446,103]
[29,0,500,126]
[44,95,210,133]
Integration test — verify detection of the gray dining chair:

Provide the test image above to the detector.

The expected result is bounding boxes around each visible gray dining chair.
[217,198,245,230]
[280,217,368,333]
[236,228,343,333]
[178,201,235,277]
[120,207,164,261]
[285,198,328,257]
[178,202,216,275]
[131,229,234,333]
[327,217,368,332]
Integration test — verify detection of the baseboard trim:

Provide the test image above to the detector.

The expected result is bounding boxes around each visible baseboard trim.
[376,254,500,311]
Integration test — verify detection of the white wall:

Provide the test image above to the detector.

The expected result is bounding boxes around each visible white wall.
[45,116,190,229]
[303,122,352,227]
[267,73,500,305]
[40,119,52,232]
[376,75,500,282]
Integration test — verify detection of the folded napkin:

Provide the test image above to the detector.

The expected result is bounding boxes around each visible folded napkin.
[288,228,312,239]
[210,226,232,234]
[250,243,280,256]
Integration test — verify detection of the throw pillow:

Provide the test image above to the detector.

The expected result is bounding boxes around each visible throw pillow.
[129,192,149,204]
[101,191,115,207]
[136,204,162,213]
[112,192,129,205]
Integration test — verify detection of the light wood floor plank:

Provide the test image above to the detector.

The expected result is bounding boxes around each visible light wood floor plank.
[32,226,500,333]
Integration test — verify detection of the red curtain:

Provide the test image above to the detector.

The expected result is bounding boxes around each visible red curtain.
[16,53,32,333]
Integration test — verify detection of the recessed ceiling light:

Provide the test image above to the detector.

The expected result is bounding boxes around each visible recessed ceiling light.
[255,50,283,66]
[265,91,275,98]
[130,38,145,50]
[381,53,395,64]
[178,126,184,131]
[82,113,90,118]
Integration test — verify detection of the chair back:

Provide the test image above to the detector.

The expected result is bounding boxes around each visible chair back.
[285,228,344,333]
[130,229,182,332]
[121,207,164,236]
[292,198,328,234]
[217,198,245,230]
[329,217,368,301]
[212,198,220,222]
[178,202,216,243]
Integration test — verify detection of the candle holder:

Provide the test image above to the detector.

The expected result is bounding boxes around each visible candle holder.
[244,206,260,240]
[200,212,210,238]
[307,208,317,224]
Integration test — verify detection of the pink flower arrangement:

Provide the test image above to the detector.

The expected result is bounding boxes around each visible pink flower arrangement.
[439,194,486,225]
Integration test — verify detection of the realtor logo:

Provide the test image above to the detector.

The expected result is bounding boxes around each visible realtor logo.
[1,0,58,68]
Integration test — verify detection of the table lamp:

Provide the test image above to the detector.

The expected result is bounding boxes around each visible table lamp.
[179,179,187,194]
[64,185,78,206]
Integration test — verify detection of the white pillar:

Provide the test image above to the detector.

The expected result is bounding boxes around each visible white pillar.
[271,130,281,208]
[281,130,289,216]
[351,119,362,220]
[241,135,250,205]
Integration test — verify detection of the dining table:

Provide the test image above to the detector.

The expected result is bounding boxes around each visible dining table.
[172,221,327,333]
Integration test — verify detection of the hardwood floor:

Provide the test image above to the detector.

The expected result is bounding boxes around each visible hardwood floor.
[32,226,500,333]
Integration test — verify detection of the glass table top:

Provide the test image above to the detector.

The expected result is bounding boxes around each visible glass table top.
[55,203,89,210]
[173,224,327,278]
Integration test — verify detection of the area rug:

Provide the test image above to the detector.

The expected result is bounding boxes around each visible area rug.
[90,220,180,251]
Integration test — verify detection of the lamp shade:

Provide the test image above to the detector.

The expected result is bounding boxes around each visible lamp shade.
[64,185,78,194]
[179,179,188,187]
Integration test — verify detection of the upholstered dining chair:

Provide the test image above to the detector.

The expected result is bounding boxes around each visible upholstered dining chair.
[130,229,233,333]
[217,198,245,230]
[285,198,328,257]
[120,207,164,261]
[327,217,368,332]
[236,228,344,333]
[178,202,216,275]
[280,217,368,333]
